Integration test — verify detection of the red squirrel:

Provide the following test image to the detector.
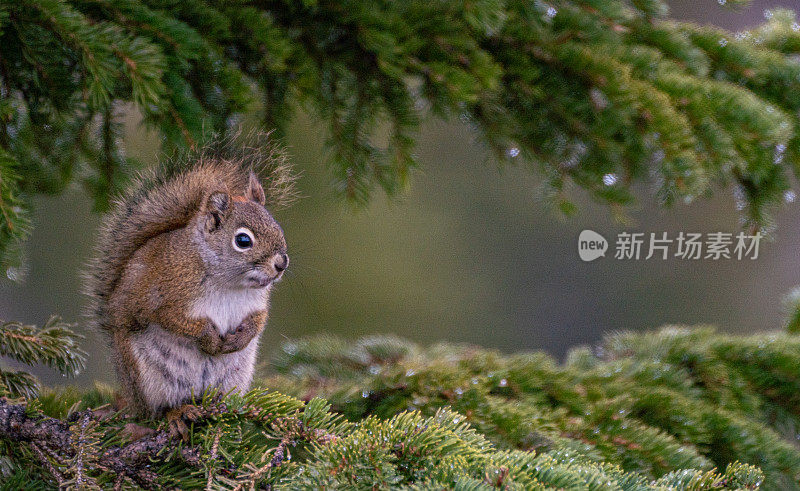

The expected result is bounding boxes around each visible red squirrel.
[85,143,293,438]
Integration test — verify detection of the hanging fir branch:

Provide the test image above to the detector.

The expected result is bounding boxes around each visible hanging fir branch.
[2,0,800,268]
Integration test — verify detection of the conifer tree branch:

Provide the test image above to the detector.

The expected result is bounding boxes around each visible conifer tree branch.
[0,370,38,400]
[0,317,86,376]
[1,0,800,268]
[0,316,86,399]
[0,328,791,488]
[0,400,209,489]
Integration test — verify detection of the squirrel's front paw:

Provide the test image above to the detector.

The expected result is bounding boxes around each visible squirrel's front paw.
[198,321,224,355]
[218,322,260,354]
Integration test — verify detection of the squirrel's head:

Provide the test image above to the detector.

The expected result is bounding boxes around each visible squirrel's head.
[196,171,288,289]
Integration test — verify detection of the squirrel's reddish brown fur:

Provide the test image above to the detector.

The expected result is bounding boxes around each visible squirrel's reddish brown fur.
[85,140,295,438]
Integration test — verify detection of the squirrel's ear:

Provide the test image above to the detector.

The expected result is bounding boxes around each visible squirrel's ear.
[204,191,230,232]
[245,171,266,206]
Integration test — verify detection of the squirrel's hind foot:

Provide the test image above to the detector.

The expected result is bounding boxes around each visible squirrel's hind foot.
[166,404,203,441]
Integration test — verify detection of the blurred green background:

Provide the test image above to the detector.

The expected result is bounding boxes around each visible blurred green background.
[1,0,799,386]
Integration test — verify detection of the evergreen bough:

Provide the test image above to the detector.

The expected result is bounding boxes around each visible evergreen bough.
[3,0,800,269]
[0,316,85,399]
[0,326,798,489]
[3,1,800,488]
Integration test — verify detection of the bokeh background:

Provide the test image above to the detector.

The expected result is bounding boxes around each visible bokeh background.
[2,0,799,386]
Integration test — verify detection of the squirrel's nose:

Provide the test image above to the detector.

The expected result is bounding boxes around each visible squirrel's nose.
[273,253,289,272]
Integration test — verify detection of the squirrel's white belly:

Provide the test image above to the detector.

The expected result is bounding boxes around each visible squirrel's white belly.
[130,286,267,414]
[189,287,269,335]
[131,325,261,413]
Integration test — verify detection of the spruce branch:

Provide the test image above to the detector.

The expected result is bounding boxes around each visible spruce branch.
[265,328,800,489]
[2,0,800,265]
[30,441,67,488]
[66,412,101,490]
[0,400,208,489]
[0,148,31,276]
[0,338,780,490]
[0,370,39,400]
[0,316,86,399]
[0,316,86,375]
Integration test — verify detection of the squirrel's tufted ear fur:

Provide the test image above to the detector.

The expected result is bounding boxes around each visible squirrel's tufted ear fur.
[245,171,266,206]
[204,191,230,232]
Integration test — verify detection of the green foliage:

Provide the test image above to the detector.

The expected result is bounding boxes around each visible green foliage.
[782,286,800,333]
[265,328,800,490]
[0,387,765,490]
[2,0,800,269]
[0,328,797,489]
[0,148,30,274]
[0,316,86,398]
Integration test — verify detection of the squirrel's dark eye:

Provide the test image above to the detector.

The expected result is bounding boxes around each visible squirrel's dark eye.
[233,228,254,251]
[235,233,252,248]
